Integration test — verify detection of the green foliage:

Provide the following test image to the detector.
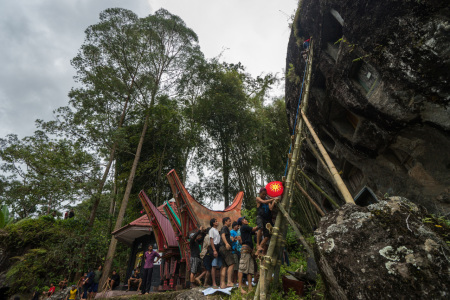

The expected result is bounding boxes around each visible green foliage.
[269,288,300,300]
[280,251,307,279]
[0,205,12,228]
[0,131,100,218]
[286,63,301,84]
[1,214,113,294]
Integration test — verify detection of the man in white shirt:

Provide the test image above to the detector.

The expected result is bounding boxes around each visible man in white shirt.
[209,218,221,287]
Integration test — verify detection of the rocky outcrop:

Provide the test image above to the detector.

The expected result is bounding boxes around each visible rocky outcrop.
[286,0,450,214]
[314,197,450,299]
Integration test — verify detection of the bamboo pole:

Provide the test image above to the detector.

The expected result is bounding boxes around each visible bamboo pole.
[277,204,314,257]
[295,181,325,216]
[306,137,333,179]
[300,110,355,204]
[298,169,339,209]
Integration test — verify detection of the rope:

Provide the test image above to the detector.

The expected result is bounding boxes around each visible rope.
[284,53,310,176]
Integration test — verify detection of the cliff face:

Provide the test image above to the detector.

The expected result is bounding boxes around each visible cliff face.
[286,0,450,214]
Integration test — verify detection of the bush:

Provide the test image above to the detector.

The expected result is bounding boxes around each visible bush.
[1,216,113,295]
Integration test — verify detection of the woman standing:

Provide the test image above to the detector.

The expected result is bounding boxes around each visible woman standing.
[140,245,160,294]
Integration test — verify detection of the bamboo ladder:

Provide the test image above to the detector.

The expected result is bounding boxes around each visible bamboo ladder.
[253,39,355,300]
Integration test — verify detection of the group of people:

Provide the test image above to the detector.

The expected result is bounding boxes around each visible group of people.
[187,187,279,294]
[33,187,280,298]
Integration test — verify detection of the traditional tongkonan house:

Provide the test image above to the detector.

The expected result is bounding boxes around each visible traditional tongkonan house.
[139,191,182,291]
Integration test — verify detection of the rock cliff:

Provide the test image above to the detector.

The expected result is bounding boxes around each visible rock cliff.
[285,0,450,214]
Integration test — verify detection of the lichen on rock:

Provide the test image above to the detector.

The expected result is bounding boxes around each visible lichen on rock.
[314,197,450,299]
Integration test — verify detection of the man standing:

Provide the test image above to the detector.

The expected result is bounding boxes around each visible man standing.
[219,217,235,288]
[230,221,241,284]
[200,227,212,287]
[88,265,102,300]
[141,245,160,294]
[82,269,94,300]
[209,218,221,288]
[237,216,259,294]
[189,226,204,287]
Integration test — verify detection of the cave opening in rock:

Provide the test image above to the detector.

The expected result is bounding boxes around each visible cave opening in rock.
[350,60,380,97]
[329,100,359,141]
[390,148,415,171]
[322,9,344,61]
[340,160,364,194]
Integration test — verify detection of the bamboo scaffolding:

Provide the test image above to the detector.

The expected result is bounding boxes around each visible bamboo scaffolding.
[298,169,339,209]
[254,41,314,300]
[295,181,325,216]
[300,110,355,204]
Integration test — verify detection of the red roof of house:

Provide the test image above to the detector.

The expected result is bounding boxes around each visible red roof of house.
[112,214,152,245]
[129,214,151,227]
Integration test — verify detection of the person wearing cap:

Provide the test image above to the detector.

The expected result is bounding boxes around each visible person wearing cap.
[218,217,235,288]
[237,216,259,294]
[208,218,221,288]
[256,188,278,255]
[189,226,205,287]
[65,285,78,300]
[230,221,241,284]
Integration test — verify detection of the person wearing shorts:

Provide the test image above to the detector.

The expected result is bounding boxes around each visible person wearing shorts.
[209,218,221,288]
[88,265,101,300]
[189,227,205,287]
[218,217,235,288]
[230,221,241,283]
[256,188,278,254]
[237,217,258,294]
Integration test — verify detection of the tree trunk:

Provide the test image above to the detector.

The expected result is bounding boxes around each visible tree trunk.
[108,171,117,234]
[88,96,129,227]
[223,147,230,209]
[100,110,150,289]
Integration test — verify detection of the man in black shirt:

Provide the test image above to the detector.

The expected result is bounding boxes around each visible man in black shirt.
[218,217,235,288]
[237,216,258,294]
[127,268,142,292]
[109,270,120,290]
[189,226,205,287]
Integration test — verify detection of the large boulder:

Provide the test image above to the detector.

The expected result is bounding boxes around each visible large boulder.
[314,197,450,299]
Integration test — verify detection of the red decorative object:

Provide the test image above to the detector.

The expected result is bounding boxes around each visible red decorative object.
[266,181,284,197]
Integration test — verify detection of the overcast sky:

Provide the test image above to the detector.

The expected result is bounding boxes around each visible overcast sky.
[0,0,297,140]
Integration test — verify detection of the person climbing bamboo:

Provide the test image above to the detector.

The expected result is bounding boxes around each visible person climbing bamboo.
[255,188,278,255]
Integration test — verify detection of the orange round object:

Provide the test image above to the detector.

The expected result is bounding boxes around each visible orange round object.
[266,181,284,197]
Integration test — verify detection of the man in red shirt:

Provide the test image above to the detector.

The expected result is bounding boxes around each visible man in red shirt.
[45,283,56,297]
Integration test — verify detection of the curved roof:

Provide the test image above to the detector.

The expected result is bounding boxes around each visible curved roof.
[166,169,243,237]
[112,214,152,245]
[138,191,178,251]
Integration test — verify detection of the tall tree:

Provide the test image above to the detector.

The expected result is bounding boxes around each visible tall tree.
[101,8,203,286]
[192,62,276,208]
[0,131,99,218]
